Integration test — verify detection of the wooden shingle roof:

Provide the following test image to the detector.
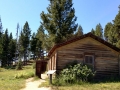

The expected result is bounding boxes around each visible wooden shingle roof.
[48,32,120,56]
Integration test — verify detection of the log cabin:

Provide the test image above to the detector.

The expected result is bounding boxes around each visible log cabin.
[48,32,120,77]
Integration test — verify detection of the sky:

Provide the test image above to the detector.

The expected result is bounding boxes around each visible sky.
[0,0,120,38]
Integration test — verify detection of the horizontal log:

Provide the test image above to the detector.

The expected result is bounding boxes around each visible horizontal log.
[54,38,119,76]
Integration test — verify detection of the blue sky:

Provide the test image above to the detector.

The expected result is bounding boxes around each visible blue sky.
[0,0,120,38]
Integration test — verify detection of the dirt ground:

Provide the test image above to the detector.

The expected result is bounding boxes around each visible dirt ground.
[20,74,51,90]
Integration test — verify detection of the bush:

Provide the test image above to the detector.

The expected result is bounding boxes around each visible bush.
[60,63,94,84]
[14,71,34,79]
[16,60,23,70]
[0,68,2,72]
[32,63,36,69]
[5,66,15,69]
[64,60,78,68]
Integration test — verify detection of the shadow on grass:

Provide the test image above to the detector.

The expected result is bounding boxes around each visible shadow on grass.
[50,75,120,87]
[91,76,120,84]
[4,65,16,69]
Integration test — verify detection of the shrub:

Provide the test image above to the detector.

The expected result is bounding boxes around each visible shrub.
[64,60,78,68]
[16,60,23,70]
[5,66,15,69]
[32,63,36,69]
[0,68,2,72]
[60,63,94,84]
[14,71,34,79]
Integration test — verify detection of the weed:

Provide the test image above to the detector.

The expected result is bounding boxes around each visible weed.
[14,71,34,79]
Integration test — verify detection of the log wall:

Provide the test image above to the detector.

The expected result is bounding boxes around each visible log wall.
[55,37,119,76]
[48,52,57,70]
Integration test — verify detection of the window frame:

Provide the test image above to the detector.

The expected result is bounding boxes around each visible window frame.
[84,53,95,71]
[84,55,94,64]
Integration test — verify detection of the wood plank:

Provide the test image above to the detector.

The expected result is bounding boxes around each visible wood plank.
[118,55,120,76]
[53,37,119,76]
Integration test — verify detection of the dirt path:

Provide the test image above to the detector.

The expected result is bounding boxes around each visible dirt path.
[20,74,51,90]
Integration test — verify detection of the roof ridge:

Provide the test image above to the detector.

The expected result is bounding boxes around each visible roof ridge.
[48,32,120,56]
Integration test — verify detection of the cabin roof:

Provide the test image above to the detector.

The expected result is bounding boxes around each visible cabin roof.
[48,32,120,56]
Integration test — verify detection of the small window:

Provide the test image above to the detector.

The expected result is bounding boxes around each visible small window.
[84,55,94,64]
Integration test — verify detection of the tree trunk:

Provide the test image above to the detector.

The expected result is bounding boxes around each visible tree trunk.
[24,52,26,65]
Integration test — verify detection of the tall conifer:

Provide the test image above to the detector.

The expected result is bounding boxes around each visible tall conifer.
[41,0,78,47]
[95,23,103,38]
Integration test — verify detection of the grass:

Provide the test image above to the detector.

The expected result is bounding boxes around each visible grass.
[39,78,50,87]
[0,63,35,90]
[39,78,120,90]
[57,82,120,90]
[1,61,120,90]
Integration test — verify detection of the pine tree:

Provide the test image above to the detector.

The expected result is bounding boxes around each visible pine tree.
[95,23,103,38]
[41,0,78,46]
[30,33,38,60]
[104,22,113,41]
[8,33,16,65]
[0,17,3,37]
[91,28,95,35]
[113,6,120,48]
[36,25,50,55]
[36,40,42,60]
[36,25,45,50]
[2,29,9,66]
[108,25,116,45]
[0,17,3,58]
[75,25,83,36]
[19,21,31,65]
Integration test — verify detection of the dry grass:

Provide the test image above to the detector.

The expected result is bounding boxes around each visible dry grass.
[39,78,120,90]
[0,68,25,90]
[57,82,120,90]
[0,64,35,90]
